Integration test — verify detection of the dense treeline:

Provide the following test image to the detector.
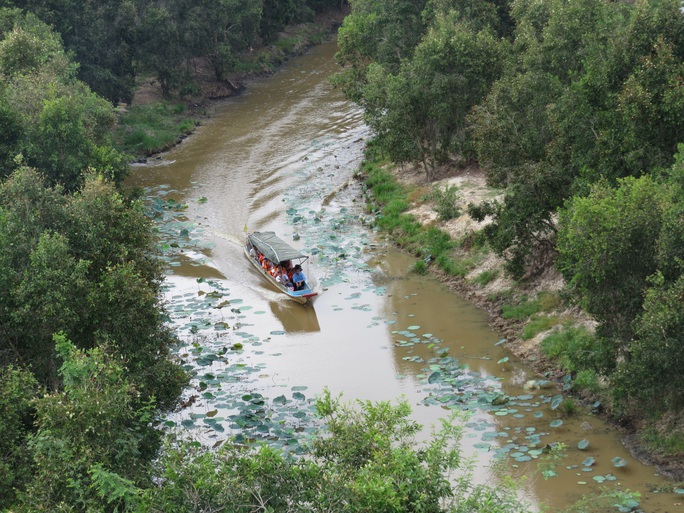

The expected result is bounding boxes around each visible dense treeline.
[5,0,344,102]
[337,0,684,427]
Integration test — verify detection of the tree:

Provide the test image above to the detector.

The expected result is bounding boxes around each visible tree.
[612,147,684,413]
[0,365,40,509]
[363,13,506,176]
[136,5,186,97]
[469,71,562,186]
[0,9,129,189]
[183,0,263,81]
[19,334,151,512]
[12,0,138,103]
[557,175,668,344]
[333,0,428,102]
[0,168,186,408]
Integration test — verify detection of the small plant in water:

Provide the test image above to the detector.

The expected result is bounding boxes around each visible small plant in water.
[413,259,428,275]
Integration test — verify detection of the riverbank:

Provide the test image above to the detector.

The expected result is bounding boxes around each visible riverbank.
[357,149,684,484]
[113,8,349,159]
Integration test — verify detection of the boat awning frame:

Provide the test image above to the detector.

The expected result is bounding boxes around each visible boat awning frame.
[247,231,308,264]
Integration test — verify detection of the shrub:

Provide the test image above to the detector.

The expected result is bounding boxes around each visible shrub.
[430,184,461,221]
[413,260,428,274]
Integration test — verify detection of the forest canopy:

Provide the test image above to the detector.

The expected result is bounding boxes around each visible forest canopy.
[336,0,684,420]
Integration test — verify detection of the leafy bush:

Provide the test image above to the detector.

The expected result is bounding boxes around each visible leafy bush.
[413,259,428,274]
[430,184,461,220]
[19,334,153,512]
[540,326,611,374]
[141,391,532,513]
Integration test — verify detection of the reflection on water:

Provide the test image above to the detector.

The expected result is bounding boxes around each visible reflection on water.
[127,39,681,513]
[269,301,320,333]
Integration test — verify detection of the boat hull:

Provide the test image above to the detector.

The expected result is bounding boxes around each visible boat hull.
[244,245,318,304]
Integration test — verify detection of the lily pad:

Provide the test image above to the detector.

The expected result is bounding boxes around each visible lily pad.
[612,457,628,467]
[550,419,563,428]
[578,439,590,450]
[427,371,442,384]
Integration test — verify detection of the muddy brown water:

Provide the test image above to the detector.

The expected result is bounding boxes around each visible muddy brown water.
[126,40,682,512]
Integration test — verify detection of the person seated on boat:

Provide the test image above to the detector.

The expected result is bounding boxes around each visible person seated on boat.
[249,245,257,259]
[292,264,306,291]
[278,267,292,288]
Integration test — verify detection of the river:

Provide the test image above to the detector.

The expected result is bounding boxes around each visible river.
[126,39,682,513]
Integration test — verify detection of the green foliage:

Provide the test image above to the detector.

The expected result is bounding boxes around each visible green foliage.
[468,176,560,279]
[472,269,498,287]
[573,370,603,396]
[641,424,684,457]
[0,10,129,190]
[142,391,532,513]
[113,102,197,156]
[18,0,138,102]
[614,273,684,412]
[521,315,562,340]
[0,168,186,407]
[430,183,461,220]
[18,334,149,512]
[0,365,40,509]
[557,176,667,342]
[501,296,541,320]
[540,326,611,377]
[361,11,507,174]
[435,253,467,277]
[413,259,428,275]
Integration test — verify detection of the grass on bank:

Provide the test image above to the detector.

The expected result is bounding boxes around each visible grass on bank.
[113,102,197,156]
[360,145,468,277]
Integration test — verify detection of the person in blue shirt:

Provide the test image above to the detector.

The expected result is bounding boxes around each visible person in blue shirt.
[292,264,306,291]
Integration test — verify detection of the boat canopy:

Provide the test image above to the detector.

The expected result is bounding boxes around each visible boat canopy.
[248,231,308,264]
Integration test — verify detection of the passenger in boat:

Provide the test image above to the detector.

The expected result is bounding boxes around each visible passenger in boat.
[249,246,257,259]
[279,267,292,289]
[292,264,306,291]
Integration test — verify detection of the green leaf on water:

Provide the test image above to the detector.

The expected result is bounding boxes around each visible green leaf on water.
[582,457,596,467]
[497,357,509,364]
[427,371,441,384]
[612,457,628,467]
[578,439,590,450]
[550,419,563,428]
[551,395,563,410]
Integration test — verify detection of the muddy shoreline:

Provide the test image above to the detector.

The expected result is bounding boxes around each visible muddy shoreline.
[433,268,684,482]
